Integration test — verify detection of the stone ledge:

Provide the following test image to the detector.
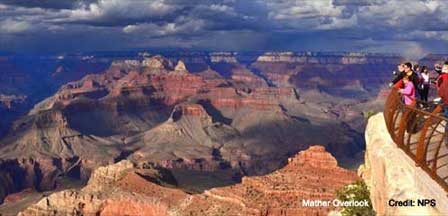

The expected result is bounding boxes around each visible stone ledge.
[360,113,448,215]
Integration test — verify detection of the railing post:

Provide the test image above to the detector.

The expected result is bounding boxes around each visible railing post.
[416,105,443,166]
[396,106,414,147]
[384,88,400,139]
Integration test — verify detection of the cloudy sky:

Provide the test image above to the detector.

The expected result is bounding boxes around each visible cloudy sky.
[0,0,447,56]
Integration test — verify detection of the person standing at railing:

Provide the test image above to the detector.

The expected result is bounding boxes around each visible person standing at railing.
[401,62,420,96]
[390,63,405,88]
[420,66,430,102]
[434,63,448,148]
[436,63,448,90]
[390,62,419,96]
[436,63,448,117]
[434,61,448,75]
[399,76,416,106]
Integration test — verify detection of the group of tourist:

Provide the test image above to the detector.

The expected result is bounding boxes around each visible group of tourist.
[391,61,448,108]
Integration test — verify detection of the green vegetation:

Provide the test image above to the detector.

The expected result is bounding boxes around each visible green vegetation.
[335,180,376,216]
[363,110,378,120]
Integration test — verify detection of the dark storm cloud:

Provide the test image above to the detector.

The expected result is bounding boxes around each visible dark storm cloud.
[0,0,447,54]
[0,0,97,9]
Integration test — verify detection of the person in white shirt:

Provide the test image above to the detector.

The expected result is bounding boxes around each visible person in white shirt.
[420,66,430,102]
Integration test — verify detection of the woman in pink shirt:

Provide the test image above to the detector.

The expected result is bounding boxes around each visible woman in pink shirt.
[399,76,416,106]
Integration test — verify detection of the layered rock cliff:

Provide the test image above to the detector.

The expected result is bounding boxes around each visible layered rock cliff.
[1,51,407,210]
[18,146,358,216]
[360,113,448,215]
[0,55,367,206]
[2,51,446,214]
[0,55,110,140]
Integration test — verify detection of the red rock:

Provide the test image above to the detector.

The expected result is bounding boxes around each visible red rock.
[199,145,359,215]
[174,104,207,117]
[0,54,366,211]
[19,146,359,216]
[3,188,33,203]
[99,200,169,216]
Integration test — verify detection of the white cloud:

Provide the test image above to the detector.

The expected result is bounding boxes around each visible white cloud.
[263,0,356,31]
[122,18,205,35]
[356,0,448,28]
[0,18,31,33]
[261,0,448,33]
[1,0,448,53]
[0,4,8,10]
[68,0,177,22]
[69,3,102,20]
[316,14,358,30]
[209,4,235,14]
[123,24,139,33]
[266,0,343,20]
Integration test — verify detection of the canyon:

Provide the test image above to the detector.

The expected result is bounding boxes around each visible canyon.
[0,51,403,138]
[1,51,435,214]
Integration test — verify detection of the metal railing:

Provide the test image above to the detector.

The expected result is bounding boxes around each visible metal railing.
[384,88,448,192]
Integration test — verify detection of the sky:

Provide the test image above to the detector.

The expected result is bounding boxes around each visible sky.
[0,0,447,57]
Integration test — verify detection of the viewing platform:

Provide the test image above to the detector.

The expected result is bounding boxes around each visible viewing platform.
[384,88,448,192]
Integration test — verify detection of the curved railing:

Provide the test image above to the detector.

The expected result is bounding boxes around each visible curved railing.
[384,88,448,192]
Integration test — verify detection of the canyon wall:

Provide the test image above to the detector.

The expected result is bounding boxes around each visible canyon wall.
[0,52,402,210]
[360,113,448,215]
[18,146,358,216]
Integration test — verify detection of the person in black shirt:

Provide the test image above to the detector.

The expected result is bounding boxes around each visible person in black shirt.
[402,62,420,96]
[391,63,405,86]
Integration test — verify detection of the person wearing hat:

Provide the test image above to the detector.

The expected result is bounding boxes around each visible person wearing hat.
[436,63,448,91]
[435,61,448,75]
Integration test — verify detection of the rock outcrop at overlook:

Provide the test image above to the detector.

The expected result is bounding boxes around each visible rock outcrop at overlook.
[360,113,448,215]
[19,146,358,216]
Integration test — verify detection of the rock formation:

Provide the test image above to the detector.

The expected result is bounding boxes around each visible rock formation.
[360,113,448,215]
[0,54,110,140]
[0,54,370,206]
[0,94,26,110]
[251,53,398,96]
[18,146,358,216]
[1,51,416,210]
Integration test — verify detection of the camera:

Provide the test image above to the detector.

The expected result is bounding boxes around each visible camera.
[392,70,398,76]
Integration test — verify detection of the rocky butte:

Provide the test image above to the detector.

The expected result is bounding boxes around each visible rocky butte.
[17,146,358,216]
